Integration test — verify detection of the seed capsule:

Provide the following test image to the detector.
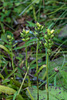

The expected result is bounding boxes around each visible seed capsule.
[51,34,54,38]
[51,30,54,34]
[26,30,29,34]
[36,22,40,27]
[44,35,48,40]
[44,43,48,47]
[7,35,12,39]
[48,49,51,53]
[48,39,51,43]
[23,29,26,33]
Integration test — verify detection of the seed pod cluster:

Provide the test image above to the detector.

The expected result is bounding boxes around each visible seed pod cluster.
[44,29,54,55]
[20,29,30,41]
[7,35,14,45]
[35,22,44,31]
[34,22,44,39]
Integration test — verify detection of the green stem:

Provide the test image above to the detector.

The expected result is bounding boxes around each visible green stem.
[31,0,37,22]
[17,66,29,95]
[25,41,31,87]
[39,72,56,88]
[46,49,49,100]
[36,39,39,100]
[27,87,34,100]
[38,0,42,21]
[33,5,37,22]
[11,47,15,78]
[25,42,27,69]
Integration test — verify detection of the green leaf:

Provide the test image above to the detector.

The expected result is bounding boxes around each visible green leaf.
[39,56,67,80]
[60,70,67,84]
[2,79,10,84]
[31,0,40,4]
[13,91,18,100]
[0,45,10,55]
[59,25,67,38]
[6,31,13,37]
[0,85,24,100]
[27,21,35,27]
[14,38,37,50]
[0,73,4,80]
[6,17,11,23]
[1,34,8,43]
[26,86,67,100]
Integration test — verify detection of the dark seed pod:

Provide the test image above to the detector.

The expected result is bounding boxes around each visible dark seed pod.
[54,67,59,72]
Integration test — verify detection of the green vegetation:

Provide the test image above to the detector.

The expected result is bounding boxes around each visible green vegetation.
[0,0,67,100]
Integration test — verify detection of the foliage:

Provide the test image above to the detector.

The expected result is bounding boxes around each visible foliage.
[26,86,67,100]
[0,0,67,100]
[0,85,24,100]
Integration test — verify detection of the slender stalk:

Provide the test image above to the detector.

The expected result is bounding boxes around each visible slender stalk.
[0,50,1,67]
[44,28,55,100]
[46,49,49,100]
[36,39,39,100]
[25,41,31,87]
[17,66,29,95]
[26,87,34,100]
[11,47,15,78]
[39,72,56,88]
[32,5,37,22]
[31,0,37,22]
[25,42,27,69]
[38,0,42,21]
[11,52,14,70]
